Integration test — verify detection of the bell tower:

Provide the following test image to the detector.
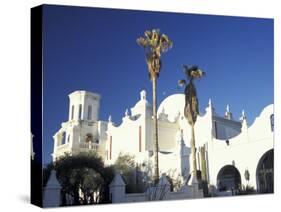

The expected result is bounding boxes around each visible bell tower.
[68,91,100,122]
[53,90,104,162]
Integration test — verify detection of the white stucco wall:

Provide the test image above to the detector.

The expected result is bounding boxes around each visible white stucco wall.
[207,105,273,190]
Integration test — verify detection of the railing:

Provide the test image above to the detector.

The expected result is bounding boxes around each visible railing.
[79,142,99,151]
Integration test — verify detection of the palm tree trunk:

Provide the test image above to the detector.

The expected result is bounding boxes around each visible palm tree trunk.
[152,76,159,183]
[191,124,197,179]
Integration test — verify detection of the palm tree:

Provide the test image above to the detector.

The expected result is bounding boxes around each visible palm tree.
[137,29,172,182]
[178,65,205,182]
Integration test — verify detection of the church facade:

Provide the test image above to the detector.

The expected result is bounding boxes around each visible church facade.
[52,90,274,195]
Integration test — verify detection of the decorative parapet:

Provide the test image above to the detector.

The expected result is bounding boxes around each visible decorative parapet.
[158,107,169,122]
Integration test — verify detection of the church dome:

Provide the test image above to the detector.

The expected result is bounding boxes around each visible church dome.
[157,94,185,122]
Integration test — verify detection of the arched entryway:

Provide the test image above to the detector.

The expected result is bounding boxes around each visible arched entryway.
[256,149,274,193]
[217,165,241,193]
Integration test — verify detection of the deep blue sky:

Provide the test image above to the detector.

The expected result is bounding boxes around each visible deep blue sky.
[42,5,273,164]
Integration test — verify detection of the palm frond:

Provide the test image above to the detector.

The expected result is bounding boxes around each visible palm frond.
[136,37,147,47]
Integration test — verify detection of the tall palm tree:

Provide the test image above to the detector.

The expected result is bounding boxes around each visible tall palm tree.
[137,29,172,182]
[178,65,205,182]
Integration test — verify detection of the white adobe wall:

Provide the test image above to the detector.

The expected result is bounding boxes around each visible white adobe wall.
[106,114,147,164]
[158,143,191,180]
[105,91,152,165]
[207,104,273,190]
[158,120,179,150]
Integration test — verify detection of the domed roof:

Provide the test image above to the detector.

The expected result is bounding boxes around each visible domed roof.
[157,94,185,122]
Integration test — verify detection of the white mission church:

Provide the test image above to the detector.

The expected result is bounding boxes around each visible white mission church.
[52,90,274,196]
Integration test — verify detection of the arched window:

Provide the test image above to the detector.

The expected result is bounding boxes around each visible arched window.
[85,133,93,143]
[78,104,82,120]
[217,165,241,192]
[61,132,66,145]
[87,105,92,120]
[256,149,273,193]
[270,114,274,132]
[71,105,74,120]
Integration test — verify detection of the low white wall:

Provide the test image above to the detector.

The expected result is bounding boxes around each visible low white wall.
[109,173,203,203]
[124,193,147,203]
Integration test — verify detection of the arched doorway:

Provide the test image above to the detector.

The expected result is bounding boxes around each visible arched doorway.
[217,165,241,193]
[256,149,274,193]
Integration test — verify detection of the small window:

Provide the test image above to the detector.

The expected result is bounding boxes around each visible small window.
[67,135,70,143]
[71,105,74,120]
[78,104,82,120]
[86,133,93,143]
[61,132,66,145]
[270,114,274,132]
[87,105,92,120]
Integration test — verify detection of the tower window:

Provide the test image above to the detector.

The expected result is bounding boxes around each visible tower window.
[88,105,92,120]
[71,105,74,120]
[78,104,82,120]
[61,132,66,145]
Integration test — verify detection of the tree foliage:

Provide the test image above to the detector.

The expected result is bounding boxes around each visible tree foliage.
[43,152,150,205]
[113,153,139,193]
[43,152,114,205]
